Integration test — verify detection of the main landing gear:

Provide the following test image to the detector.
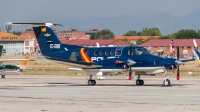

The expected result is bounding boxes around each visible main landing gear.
[1,75,5,78]
[88,75,96,86]
[163,69,171,86]
[136,75,144,85]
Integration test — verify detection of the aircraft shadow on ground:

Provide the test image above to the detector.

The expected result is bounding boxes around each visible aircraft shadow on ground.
[67,84,193,87]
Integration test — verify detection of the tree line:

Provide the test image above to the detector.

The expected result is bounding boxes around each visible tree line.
[12,27,200,45]
[90,28,200,45]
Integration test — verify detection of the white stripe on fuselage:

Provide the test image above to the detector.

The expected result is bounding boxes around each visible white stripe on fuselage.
[84,66,164,72]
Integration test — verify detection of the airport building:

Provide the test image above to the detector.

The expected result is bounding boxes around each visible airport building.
[0,29,25,53]
[141,39,200,55]
[0,29,35,54]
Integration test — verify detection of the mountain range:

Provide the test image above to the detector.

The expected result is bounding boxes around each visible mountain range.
[1,11,200,36]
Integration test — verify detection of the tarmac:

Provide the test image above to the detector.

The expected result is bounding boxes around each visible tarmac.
[0,75,200,112]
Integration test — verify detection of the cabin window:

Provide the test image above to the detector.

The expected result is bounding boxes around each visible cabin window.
[94,51,99,56]
[86,51,90,55]
[128,50,133,55]
[110,50,115,56]
[116,50,121,55]
[105,50,109,56]
[99,51,104,56]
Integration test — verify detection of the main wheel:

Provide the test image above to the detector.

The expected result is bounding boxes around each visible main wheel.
[136,80,140,85]
[140,80,144,85]
[163,79,171,86]
[1,75,5,78]
[92,80,96,85]
[88,80,93,86]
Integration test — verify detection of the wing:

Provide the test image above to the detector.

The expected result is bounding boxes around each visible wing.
[45,57,102,69]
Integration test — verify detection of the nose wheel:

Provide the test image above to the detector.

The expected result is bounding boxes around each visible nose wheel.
[163,79,171,86]
[163,69,171,86]
[136,80,144,85]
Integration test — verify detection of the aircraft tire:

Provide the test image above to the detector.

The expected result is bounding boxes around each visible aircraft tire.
[92,80,96,85]
[88,80,93,86]
[163,79,171,86]
[1,75,5,78]
[136,80,140,85]
[140,80,144,85]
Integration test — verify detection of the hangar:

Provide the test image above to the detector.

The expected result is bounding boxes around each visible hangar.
[0,29,24,53]
[0,29,34,54]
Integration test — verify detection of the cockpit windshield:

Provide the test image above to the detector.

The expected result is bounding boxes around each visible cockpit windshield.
[135,48,150,55]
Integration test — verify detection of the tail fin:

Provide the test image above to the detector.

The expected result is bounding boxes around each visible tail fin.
[5,22,81,56]
[193,39,198,48]
[192,39,200,65]
[0,45,3,58]
[33,26,65,55]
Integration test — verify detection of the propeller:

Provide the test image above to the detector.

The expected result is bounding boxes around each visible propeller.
[176,46,180,80]
[128,45,132,80]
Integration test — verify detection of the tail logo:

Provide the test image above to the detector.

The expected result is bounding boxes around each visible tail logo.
[44,33,51,37]
[80,48,92,63]
[41,26,46,32]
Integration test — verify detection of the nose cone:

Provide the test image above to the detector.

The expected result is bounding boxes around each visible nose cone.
[127,59,136,66]
[175,60,183,65]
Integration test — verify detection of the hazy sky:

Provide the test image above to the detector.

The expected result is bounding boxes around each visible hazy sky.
[0,0,200,29]
[0,0,200,19]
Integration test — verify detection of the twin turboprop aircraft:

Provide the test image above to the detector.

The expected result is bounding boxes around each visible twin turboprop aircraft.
[193,39,200,65]
[6,22,194,86]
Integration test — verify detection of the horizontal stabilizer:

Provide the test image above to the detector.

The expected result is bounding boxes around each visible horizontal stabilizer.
[5,22,62,27]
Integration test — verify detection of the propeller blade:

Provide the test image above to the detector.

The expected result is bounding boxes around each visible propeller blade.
[128,45,132,80]
[177,65,180,80]
[177,46,180,80]
[177,46,179,60]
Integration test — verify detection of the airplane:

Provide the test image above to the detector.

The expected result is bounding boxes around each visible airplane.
[5,22,193,86]
[0,45,34,78]
[192,39,200,65]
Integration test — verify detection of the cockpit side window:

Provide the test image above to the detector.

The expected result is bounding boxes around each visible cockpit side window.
[135,48,143,55]
[135,48,150,55]
[128,50,134,55]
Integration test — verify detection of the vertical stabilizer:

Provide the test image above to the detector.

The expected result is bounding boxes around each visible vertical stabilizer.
[0,45,3,58]
[193,39,198,48]
[33,26,64,55]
